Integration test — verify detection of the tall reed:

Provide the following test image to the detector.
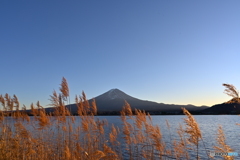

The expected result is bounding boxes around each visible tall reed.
[0,78,237,160]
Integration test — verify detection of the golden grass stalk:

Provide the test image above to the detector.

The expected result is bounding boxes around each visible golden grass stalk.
[75,95,84,115]
[36,101,42,109]
[64,145,71,160]
[91,99,97,115]
[82,91,90,114]
[120,101,132,117]
[13,94,20,110]
[134,109,146,130]
[182,108,202,145]
[37,109,50,129]
[75,91,97,116]
[0,109,4,122]
[21,104,30,121]
[103,144,118,159]
[109,124,119,144]
[59,77,69,102]
[174,124,189,160]
[223,83,239,99]
[49,90,60,107]
[149,125,165,157]
[213,125,234,160]
[0,94,6,111]
[31,103,38,116]
[22,104,27,111]
[182,108,202,160]
[5,93,14,111]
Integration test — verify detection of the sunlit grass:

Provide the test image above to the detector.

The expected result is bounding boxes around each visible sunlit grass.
[0,78,236,160]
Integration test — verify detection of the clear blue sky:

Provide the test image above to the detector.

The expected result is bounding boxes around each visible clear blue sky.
[1,0,240,108]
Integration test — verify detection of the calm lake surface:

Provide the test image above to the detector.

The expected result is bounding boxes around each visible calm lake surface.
[4,115,240,159]
[95,115,240,159]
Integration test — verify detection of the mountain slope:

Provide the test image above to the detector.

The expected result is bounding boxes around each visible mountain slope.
[202,98,240,114]
[66,89,209,114]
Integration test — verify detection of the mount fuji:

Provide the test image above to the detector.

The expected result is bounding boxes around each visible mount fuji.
[66,88,208,114]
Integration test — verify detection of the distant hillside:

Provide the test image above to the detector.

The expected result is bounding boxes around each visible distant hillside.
[202,98,240,114]
[64,89,209,114]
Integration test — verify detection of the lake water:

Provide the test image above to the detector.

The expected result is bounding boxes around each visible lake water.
[2,115,240,159]
[95,115,240,159]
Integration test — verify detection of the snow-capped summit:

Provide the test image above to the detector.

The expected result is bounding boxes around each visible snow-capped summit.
[108,89,119,99]
[97,88,136,101]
